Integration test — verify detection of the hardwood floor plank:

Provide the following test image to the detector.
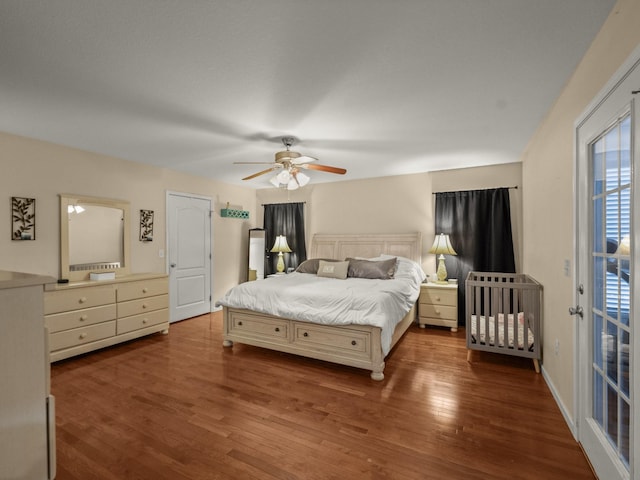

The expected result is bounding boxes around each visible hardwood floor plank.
[51,313,594,479]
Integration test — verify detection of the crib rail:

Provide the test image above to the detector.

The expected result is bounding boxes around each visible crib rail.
[465,272,543,371]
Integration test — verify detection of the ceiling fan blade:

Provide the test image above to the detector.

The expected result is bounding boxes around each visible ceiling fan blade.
[291,155,318,165]
[301,163,347,175]
[242,167,278,180]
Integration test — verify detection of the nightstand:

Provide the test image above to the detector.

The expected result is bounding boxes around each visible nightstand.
[418,282,458,332]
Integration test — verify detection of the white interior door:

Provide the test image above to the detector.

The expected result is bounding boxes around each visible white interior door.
[576,56,639,480]
[167,192,211,322]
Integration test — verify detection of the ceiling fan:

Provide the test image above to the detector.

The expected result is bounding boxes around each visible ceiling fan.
[234,136,347,189]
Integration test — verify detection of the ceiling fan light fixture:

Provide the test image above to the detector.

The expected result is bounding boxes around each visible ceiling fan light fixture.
[287,178,299,190]
[269,175,280,187]
[296,171,310,187]
[277,169,291,184]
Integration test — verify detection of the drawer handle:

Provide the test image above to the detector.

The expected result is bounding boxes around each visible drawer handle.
[142,303,148,309]
[435,296,441,301]
[142,318,148,324]
[435,309,441,315]
[142,288,148,293]
[79,332,87,339]
[303,332,309,337]
[80,315,88,322]
[351,340,356,346]
[79,297,87,304]
[238,321,243,326]
[275,327,280,332]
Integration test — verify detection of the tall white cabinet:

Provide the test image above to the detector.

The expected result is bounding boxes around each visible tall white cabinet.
[0,270,56,480]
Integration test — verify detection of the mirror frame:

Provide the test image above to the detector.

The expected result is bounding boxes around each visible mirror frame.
[60,193,131,282]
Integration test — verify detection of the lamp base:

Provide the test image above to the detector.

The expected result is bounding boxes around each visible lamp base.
[436,255,448,283]
[276,252,285,273]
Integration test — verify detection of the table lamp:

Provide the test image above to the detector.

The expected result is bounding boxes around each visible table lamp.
[270,235,292,274]
[429,233,457,284]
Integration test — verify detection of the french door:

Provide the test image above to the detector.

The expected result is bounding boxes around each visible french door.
[576,56,639,479]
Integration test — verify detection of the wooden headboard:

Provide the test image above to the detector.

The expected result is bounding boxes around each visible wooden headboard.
[309,233,422,264]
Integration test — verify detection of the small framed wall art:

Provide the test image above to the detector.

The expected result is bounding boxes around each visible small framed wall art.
[12,196,36,240]
[139,209,154,242]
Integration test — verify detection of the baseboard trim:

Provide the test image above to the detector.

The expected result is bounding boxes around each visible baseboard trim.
[541,365,577,440]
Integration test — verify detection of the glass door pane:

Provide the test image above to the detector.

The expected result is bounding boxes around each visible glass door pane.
[590,114,631,469]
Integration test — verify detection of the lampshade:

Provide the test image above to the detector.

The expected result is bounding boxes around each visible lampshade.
[429,233,457,256]
[277,170,291,184]
[296,172,310,187]
[616,235,630,256]
[270,235,292,253]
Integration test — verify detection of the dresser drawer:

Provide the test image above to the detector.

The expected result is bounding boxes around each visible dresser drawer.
[419,304,457,321]
[419,287,457,307]
[117,277,168,302]
[116,309,168,335]
[117,294,169,318]
[293,322,371,360]
[49,320,116,351]
[45,304,117,333]
[227,311,289,342]
[44,285,116,314]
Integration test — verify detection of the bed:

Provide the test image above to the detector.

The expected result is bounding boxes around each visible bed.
[217,233,424,380]
[465,271,542,372]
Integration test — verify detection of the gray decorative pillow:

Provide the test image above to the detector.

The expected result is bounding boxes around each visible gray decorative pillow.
[316,260,349,279]
[346,257,397,279]
[295,258,341,274]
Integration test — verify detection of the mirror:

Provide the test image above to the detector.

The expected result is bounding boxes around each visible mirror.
[60,194,131,281]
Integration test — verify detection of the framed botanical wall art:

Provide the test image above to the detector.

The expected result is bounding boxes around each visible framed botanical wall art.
[140,209,154,241]
[12,196,36,240]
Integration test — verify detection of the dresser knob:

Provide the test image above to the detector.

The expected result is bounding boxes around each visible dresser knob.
[80,315,88,321]
[79,333,87,339]
[351,340,356,346]
[238,321,243,326]
[142,304,148,309]
[275,327,280,332]
[79,297,87,303]
[142,318,148,324]
[435,296,441,301]
[435,310,441,315]
[303,332,309,337]
[142,288,148,293]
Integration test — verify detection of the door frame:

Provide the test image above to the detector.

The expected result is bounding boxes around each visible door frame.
[165,190,213,322]
[574,43,640,479]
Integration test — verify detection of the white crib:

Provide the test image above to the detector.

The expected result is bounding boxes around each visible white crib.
[465,272,542,372]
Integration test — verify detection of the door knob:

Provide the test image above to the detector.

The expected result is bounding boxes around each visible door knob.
[568,306,584,318]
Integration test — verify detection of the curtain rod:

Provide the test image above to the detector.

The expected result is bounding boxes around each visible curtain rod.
[261,201,307,206]
[432,186,518,195]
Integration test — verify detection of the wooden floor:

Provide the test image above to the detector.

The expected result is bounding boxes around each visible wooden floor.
[51,313,595,480]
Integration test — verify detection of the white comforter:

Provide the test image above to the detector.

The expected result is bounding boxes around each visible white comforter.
[217,256,425,355]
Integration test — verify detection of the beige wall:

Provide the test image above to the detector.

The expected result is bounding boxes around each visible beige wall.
[257,162,522,275]
[521,0,640,422]
[1,130,522,306]
[0,132,258,304]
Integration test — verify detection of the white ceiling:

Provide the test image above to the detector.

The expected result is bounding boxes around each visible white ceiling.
[0,1,616,189]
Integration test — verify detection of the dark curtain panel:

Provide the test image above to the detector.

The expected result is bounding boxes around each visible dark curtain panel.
[434,187,516,325]
[263,202,307,275]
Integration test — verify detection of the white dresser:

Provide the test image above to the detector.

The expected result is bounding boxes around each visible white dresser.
[44,273,169,362]
[0,270,56,480]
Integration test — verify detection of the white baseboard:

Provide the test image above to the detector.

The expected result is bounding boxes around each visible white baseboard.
[541,365,577,440]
